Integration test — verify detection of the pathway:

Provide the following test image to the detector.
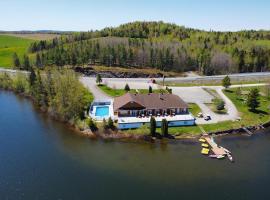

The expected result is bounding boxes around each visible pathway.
[80,77,111,101]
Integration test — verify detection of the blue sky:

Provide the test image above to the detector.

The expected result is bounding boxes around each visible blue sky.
[0,0,269,31]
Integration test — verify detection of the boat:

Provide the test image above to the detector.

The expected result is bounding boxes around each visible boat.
[201,148,210,155]
[209,154,218,158]
[217,155,225,159]
[227,153,234,162]
[201,143,209,148]
[199,138,206,143]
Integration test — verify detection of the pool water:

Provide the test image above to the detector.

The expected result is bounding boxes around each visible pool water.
[95,106,109,117]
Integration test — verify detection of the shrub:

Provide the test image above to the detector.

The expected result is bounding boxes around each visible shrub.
[222,75,231,89]
[124,83,130,92]
[161,119,168,136]
[216,100,225,111]
[150,116,156,137]
[87,117,97,131]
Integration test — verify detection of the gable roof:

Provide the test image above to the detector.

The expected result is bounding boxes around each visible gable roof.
[113,93,188,111]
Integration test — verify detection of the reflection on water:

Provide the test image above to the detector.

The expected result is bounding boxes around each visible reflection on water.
[1,91,270,200]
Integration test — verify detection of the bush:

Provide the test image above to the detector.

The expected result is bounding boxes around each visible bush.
[124,83,130,92]
[87,117,97,131]
[216,100,225,111]
[107,117,115,129]
[222,75,231,89]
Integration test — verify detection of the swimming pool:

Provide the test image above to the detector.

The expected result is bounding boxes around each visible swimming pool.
[95,106,109,117]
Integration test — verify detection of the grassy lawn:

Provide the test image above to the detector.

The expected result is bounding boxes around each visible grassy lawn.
[98,84,168,97]
[188,103,201,116]
[203,88,228,114]
[0,35,34,68]
[223,87,270,126]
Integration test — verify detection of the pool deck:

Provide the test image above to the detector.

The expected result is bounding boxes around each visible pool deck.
[89,99,114,121]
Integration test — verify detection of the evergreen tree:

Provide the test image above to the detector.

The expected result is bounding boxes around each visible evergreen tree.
[247,88,260,111]
[148,86,153,93]
[35,53,43,68]
[124,83,130,92]
[161,119,168,136]
[222,75,231,89]
[12,53,20,69]
[22,55,31,71]
[88,117,97,131]
[150,116,156,137]
[107,117,114,129]
[96,74,102,85]
[29,66,37,86]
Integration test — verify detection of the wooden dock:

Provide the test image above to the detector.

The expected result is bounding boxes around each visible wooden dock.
[204,136,227,156]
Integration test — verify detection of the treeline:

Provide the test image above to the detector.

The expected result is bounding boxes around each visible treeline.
[0,70,93,122]
[27,21,270,75]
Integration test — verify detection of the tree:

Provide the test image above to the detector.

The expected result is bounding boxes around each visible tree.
[88,117,97,131]
[22,55,31,71]
[35,53,43,68]
[216,100,225,111]
[124,83,130,92]
[222,75,231,89]
[13,53,20,69]
[161,119,168,136]
[148,86,153,93]
[29,66,37,86]
[96,74,102,85]
[150,116,156,137]
[247,88,260,111]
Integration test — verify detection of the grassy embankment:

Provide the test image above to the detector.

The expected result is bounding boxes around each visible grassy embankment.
[122,86,270,136]
[98,84,168,97]
[0,35,33,68]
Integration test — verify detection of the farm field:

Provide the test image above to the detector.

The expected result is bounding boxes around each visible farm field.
[0,34,33,68]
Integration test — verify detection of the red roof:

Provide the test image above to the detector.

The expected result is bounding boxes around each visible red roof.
[113,93,188,111]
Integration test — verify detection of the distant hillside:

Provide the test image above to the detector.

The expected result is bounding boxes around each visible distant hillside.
[21,22,270,75]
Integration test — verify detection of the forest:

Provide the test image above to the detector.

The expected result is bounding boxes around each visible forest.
[19,21,270,75]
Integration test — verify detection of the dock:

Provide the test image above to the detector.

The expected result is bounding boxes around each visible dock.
[199,135,234,162]
[204,136,226,156]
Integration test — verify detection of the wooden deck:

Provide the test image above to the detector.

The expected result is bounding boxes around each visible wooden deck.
[204,136,226,156]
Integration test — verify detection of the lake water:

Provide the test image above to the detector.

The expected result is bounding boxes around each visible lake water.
[1,91,270,200]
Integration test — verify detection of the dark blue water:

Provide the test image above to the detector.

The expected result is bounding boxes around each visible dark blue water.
[1,91,270,200]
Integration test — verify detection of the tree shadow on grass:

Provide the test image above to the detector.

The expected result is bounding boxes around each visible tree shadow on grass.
[225,89,234,93]
[249,109,268,115]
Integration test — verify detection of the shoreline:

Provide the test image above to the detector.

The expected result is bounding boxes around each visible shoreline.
[1,89,269,142]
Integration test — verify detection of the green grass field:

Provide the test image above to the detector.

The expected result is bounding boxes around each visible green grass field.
[98,84,168,97]
[0,35,34,68]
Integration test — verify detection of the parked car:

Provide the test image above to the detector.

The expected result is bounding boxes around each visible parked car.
[204,114,211,121]
[197,112,203,118]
